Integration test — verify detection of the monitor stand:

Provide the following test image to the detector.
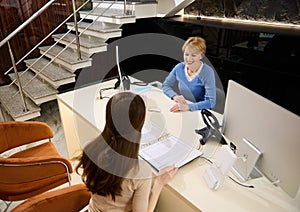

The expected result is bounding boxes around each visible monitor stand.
[249,167,263,180]
[231,138,263,182]
[232,166,263,182]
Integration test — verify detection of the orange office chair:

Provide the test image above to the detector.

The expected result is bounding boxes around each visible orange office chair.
[11,184,91,212]
[0,121,73,211]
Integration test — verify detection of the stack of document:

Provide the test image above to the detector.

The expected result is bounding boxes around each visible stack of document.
[139,121,203,172]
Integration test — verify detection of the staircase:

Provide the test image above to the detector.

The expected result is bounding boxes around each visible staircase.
[0,0,194,121]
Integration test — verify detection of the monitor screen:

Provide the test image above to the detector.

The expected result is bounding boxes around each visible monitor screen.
[222,80,300,198]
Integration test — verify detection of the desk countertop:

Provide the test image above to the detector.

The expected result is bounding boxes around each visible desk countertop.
[57,78,300,212]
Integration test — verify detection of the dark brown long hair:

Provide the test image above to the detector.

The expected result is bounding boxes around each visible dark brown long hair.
[75,92,146,201]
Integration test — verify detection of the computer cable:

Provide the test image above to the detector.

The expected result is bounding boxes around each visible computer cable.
[227,176,255,188]
[99,87,115,99]
[200,155,213,164]
[130,81,148,86]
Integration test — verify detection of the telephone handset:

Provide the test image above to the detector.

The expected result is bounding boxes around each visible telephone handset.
[114,75,131,90]
[195,109,226,145]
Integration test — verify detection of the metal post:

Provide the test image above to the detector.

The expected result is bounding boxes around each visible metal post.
[71,0,82,60]
[0,103,6,121]
[123,0,127,16]
[7,41,28,112]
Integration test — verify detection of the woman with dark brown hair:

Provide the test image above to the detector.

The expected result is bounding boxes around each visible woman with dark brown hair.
[75,91,177,212]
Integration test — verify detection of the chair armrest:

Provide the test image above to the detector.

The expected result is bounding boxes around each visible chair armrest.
[0,121,53,153]
[11,184,91,212]
[0,156,73,184]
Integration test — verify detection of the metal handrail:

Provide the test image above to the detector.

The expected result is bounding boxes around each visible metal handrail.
[0,0,55,49]
[1,0,130,111]
[5,0,91,102]
[4,0,92,76]
[11,1,115,91]
[4,0,129,78]
[7,0,94,96]
[0,0,55,112]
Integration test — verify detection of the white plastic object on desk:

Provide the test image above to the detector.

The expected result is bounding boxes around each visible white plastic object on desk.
[148,107,161,113]
[203,145,237,190]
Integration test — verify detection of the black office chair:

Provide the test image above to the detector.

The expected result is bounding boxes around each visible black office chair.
[212,87,225,114]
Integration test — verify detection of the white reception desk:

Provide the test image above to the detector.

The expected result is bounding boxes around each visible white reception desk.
[57,78,299,212]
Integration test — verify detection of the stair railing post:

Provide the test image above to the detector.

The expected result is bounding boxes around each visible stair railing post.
[7,41,28,112]
[123,0,127,16]
[71,0,82,60]
[0,103,6,121]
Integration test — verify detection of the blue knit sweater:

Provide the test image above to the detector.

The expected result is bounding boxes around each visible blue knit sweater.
[162,62,216,111]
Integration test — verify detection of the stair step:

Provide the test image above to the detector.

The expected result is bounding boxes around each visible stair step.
[0,84,41,121]
[39,45,92,72]
[52,33,107,55]
[9,71,58,105]
[92,0,157,2]
[79,8,136,25]
[24,57,76,89]
[92,0,158,19]
[66,21,122,41]
[91,1,135,14]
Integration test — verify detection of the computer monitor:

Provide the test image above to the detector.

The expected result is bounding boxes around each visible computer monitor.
[222,80,300,198]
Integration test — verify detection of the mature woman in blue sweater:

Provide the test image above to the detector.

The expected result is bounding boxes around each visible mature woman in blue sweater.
[162,36,216,112]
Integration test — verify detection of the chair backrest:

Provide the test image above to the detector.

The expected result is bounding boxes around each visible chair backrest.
[212,87,225,114]
[0,121,53,153]
[11,184,91,212]
[0,121,73,202]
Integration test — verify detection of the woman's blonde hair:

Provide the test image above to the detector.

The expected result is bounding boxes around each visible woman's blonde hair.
[182,36,206,55]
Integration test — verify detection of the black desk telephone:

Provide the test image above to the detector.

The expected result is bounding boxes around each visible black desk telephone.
[114,75,131,90]
[195,109,226,145]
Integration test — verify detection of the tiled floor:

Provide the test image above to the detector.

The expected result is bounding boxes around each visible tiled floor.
[0,100,83,212]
